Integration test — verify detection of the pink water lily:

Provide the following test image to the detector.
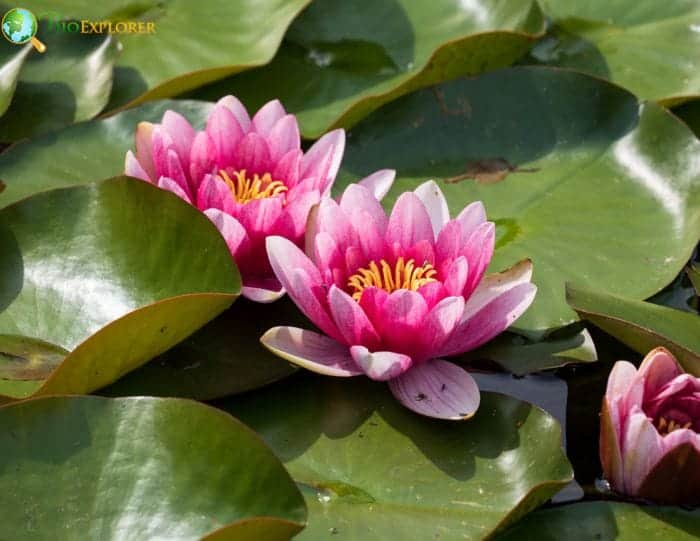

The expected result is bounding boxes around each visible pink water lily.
[262,180,537,420]
[600,347,700,504]
[125,96,389,302]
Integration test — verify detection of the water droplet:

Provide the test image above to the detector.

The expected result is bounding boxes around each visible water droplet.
[307,48,333,68]
[595,478,612,494]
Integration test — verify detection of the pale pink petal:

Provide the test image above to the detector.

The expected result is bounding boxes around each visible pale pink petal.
[302,129,345,191]
[206,103,245,167]
[350,346,412,381]
[328,286,381,349]
[313,232,344,284]
[414,180,450,238]
[157,177,192,204]
[388,359,480,420]
[273,189,319,239]
[622,408,665,495]
[217,95,251,131]
[234,132,272,176]
[659,425,700,455]
[189,131,217,187]
[260,326,361,377]
[161,110,195,167]
[438,282,537,356]
[339,183,389,232]
[462,259,533,321]
[443,256,469,297]
[242,281,285,303]
[462,221,495,296]
[456,200,487,237]
[386,192,435,248]
[151,126,174,179]
[252,99,286,136]
[351,208,387,262]
[315,198,356,254]
[165,149,191,198]
[197,174,234,213]
[356,169,395,201]
[135,121,156,180]
[605,361,638,445]
[267,114,301,162]
[419,296,465,357]
[435,220,463,264]
[125,150,150,182]
[637,347,685,400]
[204,208,249,257]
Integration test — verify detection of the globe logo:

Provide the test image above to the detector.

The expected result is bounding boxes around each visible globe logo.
[1,8,46,53]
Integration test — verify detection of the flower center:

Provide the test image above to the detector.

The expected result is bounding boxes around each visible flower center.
[656,416,692,435]
[347,257,438,301]
[219,169,287,204]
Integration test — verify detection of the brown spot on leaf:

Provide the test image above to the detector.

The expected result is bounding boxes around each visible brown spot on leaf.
[432,87,471,117]
[445,158,539,185]
[0,336,67,381]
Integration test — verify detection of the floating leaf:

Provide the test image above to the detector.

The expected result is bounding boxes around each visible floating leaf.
[566,284,700,376]
[337,67,700,336]
[496,501,700,541]
[0,31,119,141]
[532,0,700,104]
[0,177,240,400]
[0,395,306,539]
[190,0,544,137]
[102,297,306,400]
[221,373,573,540]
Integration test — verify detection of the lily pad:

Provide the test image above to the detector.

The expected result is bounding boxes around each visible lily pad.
[532,0,700,104]
[190,0,544,137]
[0,99,212,207]
[688,264,700,295]
[0,395,306,539]
[221,373,573,541]
[566,284,700,376]
[102,297,306,400]
[337,67,700,336]
[0,31,119,141]
[0,177,240,400]
[0,44,31,116]
[463,328,597,375]
[495,501,700,541]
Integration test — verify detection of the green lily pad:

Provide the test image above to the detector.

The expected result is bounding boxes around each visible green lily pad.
[0,44,31,116]
[566,284,700,376]
[495,501,700,541]
[0,177,240,400]
[688,264,700,295]
[532,0,700,104]
[0,31,119,141]
[102,297,306,400]
[337,67,700,336]
[189,0,544,138]
[0,395,306,539]
[463,328,597,375]
[221,373,573,541]
[0,99,212,207]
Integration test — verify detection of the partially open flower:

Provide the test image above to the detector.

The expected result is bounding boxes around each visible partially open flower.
[124,96,356,302]
[600,347,700,504]
[262,180,537,420]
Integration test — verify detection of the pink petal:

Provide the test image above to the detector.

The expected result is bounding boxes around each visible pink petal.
[328,286,381,349]
[189,131,217,188]
[267,114,301,162]
[622,408,665,495]
[312,232,344,284]
[456,201,487,237]
[165,148,191,198]
[414,180,450,238]
[237,196,284,236]
[350,346,412,381]
[351,209,388,262]
[637,347,685,400]
[273,189,320,240]
[339,183,389,232]
[197,174,234,213]
[435,220,463,265]
[419,296,465,357]
[234,132,272,176]
[314,198,357,254]
[302,129,345,193]
[438,282,537,357]
[161,110,195,168]
[206,103,245,168]
[387,192,435,248]
[443,256,469,297]
[217,95,251,131]
[358,287,389,324]
[151,126,174,179]
[462,259,533,321]
[388,359,480,420]
[260,326,361,377]
[356,169,395,201]
[157,177,191,204]
[266,236,341,341]
[379,290,429,353]
[203,208,249,258]
[135,121,156,180]
[242,281,285,303]
[252,99,286,136]
[272,149,302,188]
[462,221,495,296]
[125,150,150,182]
[605,361,638,446]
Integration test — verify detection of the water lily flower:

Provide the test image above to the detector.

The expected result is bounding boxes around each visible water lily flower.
[125,96,372,302]
[600,347,700,504]
[262,180,537,420]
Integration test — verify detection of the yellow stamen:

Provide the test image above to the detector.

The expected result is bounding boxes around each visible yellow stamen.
[657,416,692,435]
[347,257,437,301]
[219,169,287,204]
